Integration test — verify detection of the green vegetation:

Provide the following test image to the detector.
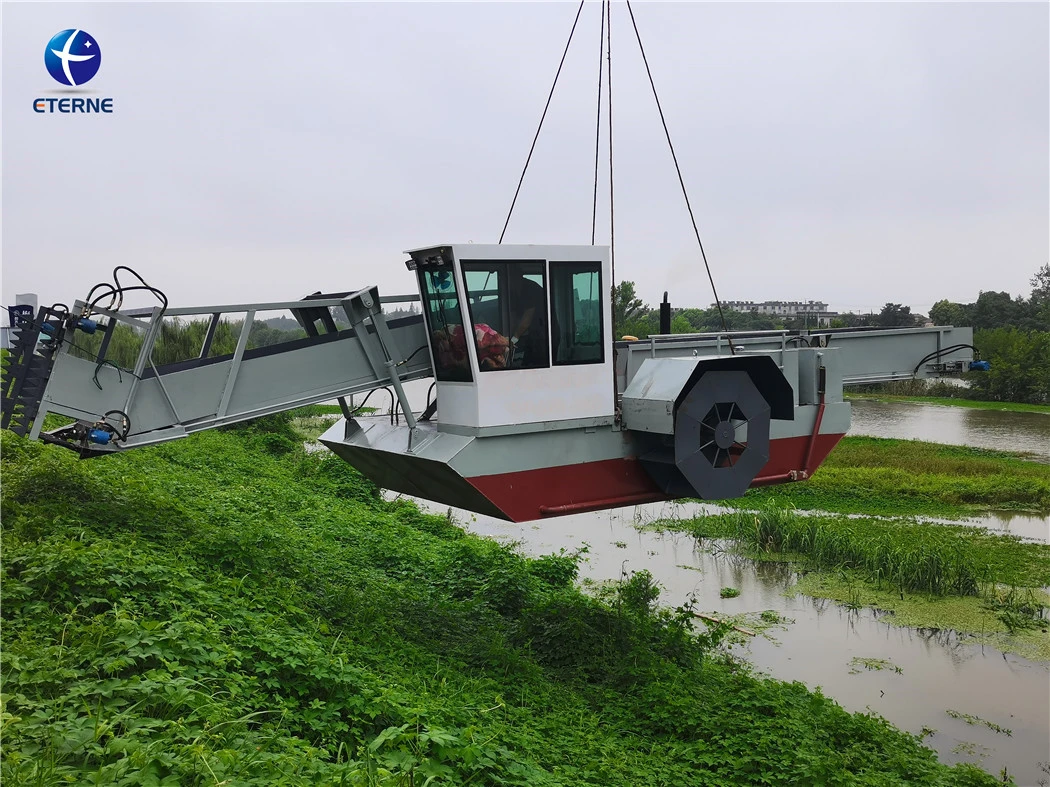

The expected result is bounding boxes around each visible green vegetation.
[924,266,1050,405]
[682,507,1050,597]
[659,504,1050,660]
[966,327,1050,405]
[1,422,1004,785]
[732,436,1050,517]
[719,587,741,599]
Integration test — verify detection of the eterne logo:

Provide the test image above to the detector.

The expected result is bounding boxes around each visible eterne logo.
[35,29,115,114]
[44,29,101,86]
[34,97,113,114]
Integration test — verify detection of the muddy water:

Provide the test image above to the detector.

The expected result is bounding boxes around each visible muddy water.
[850,399,1050,462]
[435,500,1049,785]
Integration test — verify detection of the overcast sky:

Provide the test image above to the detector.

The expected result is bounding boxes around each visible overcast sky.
[3,2,1047,319]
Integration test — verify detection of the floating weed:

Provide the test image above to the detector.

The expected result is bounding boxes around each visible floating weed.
[946,710,1013,737]
[792,572,1050,662]
[719,587,741,599]
[848,657,903,675]
[723,610,795,646]
[952,741,992,759]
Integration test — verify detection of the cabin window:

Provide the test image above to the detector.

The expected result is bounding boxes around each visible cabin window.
[418,267,473,382]
[461,260,550,371]
[550,262,603,365]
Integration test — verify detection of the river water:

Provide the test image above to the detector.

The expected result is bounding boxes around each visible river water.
[357,391,1050,782]
[850,399,1050,463]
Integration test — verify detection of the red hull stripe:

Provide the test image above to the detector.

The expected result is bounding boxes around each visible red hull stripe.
[466,433,845,522]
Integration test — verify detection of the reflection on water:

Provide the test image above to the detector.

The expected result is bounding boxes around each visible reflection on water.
[850,399,1050,462]
[962,511,1050,544]
[445,499,1050,785]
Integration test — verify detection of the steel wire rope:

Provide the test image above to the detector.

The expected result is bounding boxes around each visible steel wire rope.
[590,0,606,245]
[605,0,620,415]
[623,0,734,352]
[606,0,616,339]
[498,0,587,244]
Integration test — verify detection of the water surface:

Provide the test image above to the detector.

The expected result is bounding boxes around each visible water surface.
[850,399,1050,462]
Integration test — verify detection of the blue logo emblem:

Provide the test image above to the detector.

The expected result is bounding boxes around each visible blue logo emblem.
[44,29,102,86]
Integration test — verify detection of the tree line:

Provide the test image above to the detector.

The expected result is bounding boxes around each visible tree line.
[927,265,1050,404]
[614,284,929,336]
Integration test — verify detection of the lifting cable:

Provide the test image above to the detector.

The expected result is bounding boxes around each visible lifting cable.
[499,0,733,353]
[590,1,606,245]
[623,0,733,350]
[606,0,617,341]
[498,0,587,244]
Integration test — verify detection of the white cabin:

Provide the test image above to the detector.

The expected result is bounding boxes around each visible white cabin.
[407,244,614,431]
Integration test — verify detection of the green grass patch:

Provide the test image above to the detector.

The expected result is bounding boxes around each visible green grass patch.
[0,420,1006,785]
[729,436,1050,517]
[845,392,1050,414]
[659,506,1050,659]
[682,507,1050,595]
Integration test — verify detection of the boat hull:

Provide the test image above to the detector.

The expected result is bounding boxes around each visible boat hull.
[320,402,848,522]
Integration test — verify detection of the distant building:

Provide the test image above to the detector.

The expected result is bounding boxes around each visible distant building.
[716,299,839,327]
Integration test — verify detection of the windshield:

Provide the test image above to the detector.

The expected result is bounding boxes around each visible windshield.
[461,260,550,371]
[418,267,473,382]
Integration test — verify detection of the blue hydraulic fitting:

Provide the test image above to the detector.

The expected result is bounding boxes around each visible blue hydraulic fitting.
[969,360,990,372]
[87,429,112,445]
[75,318,98,334]
[41,322,56,335]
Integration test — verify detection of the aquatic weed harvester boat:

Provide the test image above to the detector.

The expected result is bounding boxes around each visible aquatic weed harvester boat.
[2,2,983,522]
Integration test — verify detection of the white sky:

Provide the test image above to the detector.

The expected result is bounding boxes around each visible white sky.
[3,2,1047,318]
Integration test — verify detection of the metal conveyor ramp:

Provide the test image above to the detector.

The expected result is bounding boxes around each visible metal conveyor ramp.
[7,286,433,456]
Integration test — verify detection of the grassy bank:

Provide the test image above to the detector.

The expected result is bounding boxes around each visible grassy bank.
[734,436,1050,517]
[846,393,1050,414]
[0,421,1002,785]
[660,507,1050,660]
